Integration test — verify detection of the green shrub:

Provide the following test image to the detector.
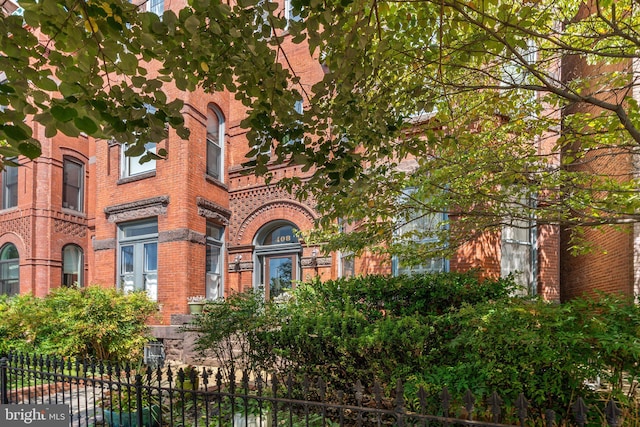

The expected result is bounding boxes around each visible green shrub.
[192,272,517,387]
[420,299,595,413]
[191,272,640,423]
[0,286,158,362]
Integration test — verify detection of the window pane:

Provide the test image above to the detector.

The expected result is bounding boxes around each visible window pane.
[206,107,223,180]
[206,109,220,142]
[268,256,293,299]
[206,273,221,300]
[0,244,19,296]
[122,220,158,238]
[394,196,448,276]
[124,142,156,177]
[121,245,134,274]
[144,272,158,300]
[144,242,158,272]
[63,160,83,211]
[3,166,18,209]
[262,225,298,245]
[206,223,223,241]
[0,244,18,260]
[341,254,354,278]
[206,243,221,274]
[207,142,221,179]
[63,245,83,287]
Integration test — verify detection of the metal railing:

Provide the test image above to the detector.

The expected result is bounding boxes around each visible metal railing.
[0,352,625,427]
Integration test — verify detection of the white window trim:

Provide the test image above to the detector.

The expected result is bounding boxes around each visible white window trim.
[206,106,225,183]
[206,223,225,300]
[117,219,159,301]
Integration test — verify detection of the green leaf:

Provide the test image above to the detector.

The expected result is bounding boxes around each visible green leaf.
[2,125,31,141]
[18,142,42,159]
[35,77,58,92]
[74,116,99,134]
[51,105,78,122]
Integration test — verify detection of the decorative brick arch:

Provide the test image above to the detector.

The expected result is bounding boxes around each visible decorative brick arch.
[0,231,26,258]
[233,200,317,245]
[0,215,31,254]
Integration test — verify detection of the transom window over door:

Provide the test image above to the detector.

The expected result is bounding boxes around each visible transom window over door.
[0,243,19,296]
[206,105,225,181]
[118,219,158,301]
[254,222,301,301]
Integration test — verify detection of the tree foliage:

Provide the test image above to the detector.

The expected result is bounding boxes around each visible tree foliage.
[279,0,640,257]
[4,0,640,256]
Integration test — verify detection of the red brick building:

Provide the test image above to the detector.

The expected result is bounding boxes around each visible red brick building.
[0,0,634,352]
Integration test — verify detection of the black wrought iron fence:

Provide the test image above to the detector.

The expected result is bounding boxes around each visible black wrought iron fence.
[0,352,626,427]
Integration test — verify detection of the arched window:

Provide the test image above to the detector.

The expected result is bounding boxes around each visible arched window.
[254,222,301,300]
[206,105,225,181]
[0,243,19,295]
[62,244,84,287]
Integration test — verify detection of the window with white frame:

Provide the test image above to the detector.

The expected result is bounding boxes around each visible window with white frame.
[1,163,18,210]
[392,190,448,276]
[501,215,535,293]
[0,243,19,296]
[118,219,158,300]
[206,222,224,300]
[206,105,225,181]
[121,142,156,178]
[63,158,84,212]
[62,244,83,287]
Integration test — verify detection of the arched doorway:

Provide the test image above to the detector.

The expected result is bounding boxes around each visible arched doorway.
[253,222,301,300]
[0,243,19,296]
